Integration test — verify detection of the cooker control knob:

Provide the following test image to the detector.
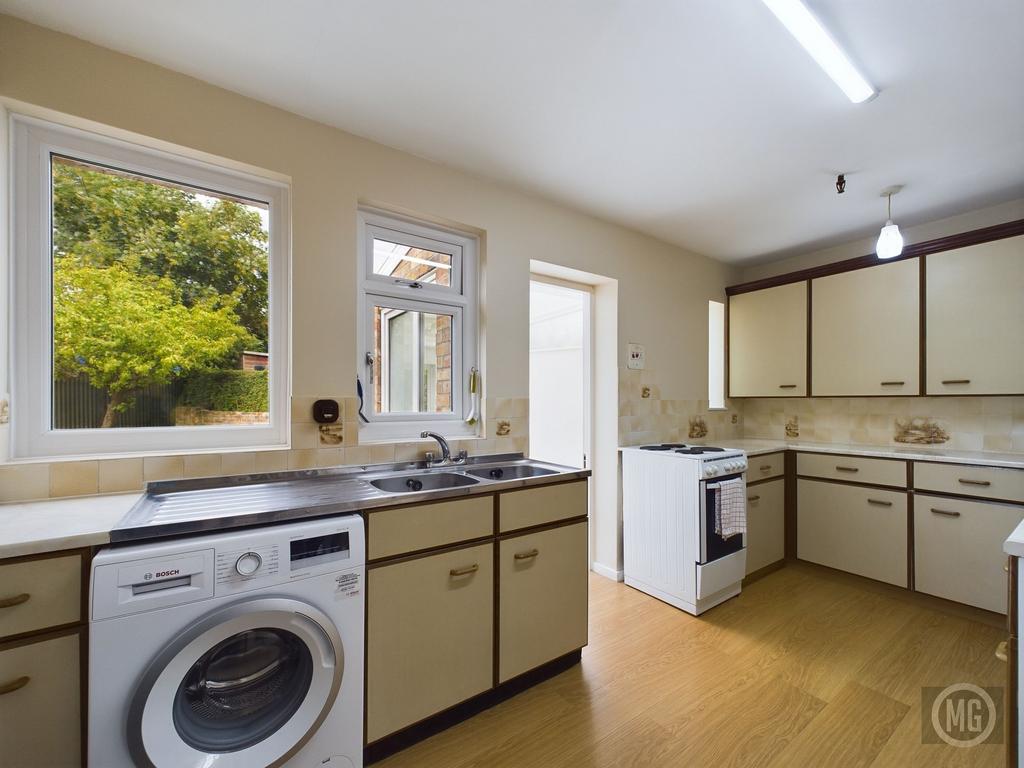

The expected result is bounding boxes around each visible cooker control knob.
[235,552,262,577]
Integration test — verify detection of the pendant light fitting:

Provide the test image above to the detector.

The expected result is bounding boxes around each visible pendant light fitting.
[876,186,904,259]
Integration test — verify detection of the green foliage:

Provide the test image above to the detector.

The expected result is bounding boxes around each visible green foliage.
[52,158,269,348]
[180,370,269,413]
[53,260,254,416]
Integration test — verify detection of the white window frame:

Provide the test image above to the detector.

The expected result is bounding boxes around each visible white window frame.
[10,114,291,459]
[357,208,479,442]
[708,299,726,410]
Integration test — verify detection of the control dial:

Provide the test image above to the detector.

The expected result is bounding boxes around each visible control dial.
[234,552,262,577]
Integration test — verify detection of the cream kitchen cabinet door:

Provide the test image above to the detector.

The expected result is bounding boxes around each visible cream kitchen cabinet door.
[0,632,81,767]
[811,259,919,396]
[366,543,493,742]
[797,479,908,587]
[926,234,1024,395]
[914,494,1024,613]
[728,282,808,397]
[745,479,785,575]
[498,522,588,683]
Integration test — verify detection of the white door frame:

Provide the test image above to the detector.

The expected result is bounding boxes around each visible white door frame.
[529,274,595,559]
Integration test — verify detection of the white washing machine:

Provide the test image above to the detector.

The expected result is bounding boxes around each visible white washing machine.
[89,515,364,768]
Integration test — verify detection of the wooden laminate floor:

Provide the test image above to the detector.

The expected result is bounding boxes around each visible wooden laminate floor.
[378,562,1008,768]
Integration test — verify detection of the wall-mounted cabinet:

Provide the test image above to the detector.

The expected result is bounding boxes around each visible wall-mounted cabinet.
[728,281,807,397]
[811,259,919,396]
[925,234,1024,395]
[727,224,1024,398]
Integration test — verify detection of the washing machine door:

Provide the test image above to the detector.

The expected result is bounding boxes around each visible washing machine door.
[127,597,344,768]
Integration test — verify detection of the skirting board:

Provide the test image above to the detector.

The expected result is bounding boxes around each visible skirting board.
[591,561,624,582]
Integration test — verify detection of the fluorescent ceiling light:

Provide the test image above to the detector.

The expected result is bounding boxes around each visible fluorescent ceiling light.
[761,0,876,103]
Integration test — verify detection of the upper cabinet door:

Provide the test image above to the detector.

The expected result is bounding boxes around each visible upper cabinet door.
[811,259,919,396]
[926,235,1024,395]
[729,281,807,397]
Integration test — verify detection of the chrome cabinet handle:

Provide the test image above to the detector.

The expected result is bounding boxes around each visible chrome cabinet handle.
[0,676,30,696]
[449,564,479,577]
[958,478,991,487]
[867,498,893,507]
[931,508,961,518]
[942,379,971,385]
[513,549,540,561]
[779,384,797,389]
[747,495,760,502]
[0,593,30,609]
[835,466,859,473]
[880,381,905,386]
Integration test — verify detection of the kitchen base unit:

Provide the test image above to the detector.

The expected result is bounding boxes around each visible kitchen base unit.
[364,480,590,764]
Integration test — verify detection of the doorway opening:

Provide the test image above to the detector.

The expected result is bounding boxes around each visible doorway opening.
[529,278,592,469]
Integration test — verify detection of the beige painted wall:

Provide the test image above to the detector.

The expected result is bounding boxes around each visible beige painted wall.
[0,15,739,574]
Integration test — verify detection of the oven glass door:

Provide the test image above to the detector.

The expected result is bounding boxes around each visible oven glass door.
[700,473,746,564]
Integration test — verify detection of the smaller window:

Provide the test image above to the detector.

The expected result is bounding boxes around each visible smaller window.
[708,300,726,410]
[357,209,479,441]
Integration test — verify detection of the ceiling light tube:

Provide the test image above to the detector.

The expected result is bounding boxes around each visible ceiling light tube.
[761,0,876,104]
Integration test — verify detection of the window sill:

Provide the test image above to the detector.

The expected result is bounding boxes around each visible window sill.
[357,420,482,444]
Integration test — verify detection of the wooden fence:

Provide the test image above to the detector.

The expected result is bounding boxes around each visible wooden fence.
[53,378,181,429]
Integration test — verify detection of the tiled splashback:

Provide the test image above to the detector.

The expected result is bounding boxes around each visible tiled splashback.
[618,367,743,446]
[741,397,1024,453]
[0,396,529,503]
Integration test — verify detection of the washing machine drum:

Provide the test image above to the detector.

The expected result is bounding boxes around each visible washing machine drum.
[127,597,344,768]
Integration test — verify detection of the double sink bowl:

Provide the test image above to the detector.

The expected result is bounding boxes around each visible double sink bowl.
[366,462,556,495]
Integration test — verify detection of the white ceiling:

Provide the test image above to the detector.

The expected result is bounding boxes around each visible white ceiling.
[3,0,1023,264]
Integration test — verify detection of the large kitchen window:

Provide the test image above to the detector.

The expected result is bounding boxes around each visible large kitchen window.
[357,209,479,441]
[10,115,290,458]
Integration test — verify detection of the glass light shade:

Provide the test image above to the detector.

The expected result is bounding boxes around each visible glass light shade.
[876,220,903,259]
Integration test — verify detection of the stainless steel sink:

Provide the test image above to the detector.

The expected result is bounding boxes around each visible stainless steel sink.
[369,472,479,493]
[466,465,557,481]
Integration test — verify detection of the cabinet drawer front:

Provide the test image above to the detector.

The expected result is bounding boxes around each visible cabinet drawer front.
[749,453,785,482]
[0,555,82,640]
[797,453,907,488]
[914,494,1024,613]
[914,462,1024,504]
[368,496,493,560]
[746,478,785,574]
[367,544,493,741]
[0,632,81,767]
[797,480,907,587]
[499,480,588,533]
[499,522,588,682]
